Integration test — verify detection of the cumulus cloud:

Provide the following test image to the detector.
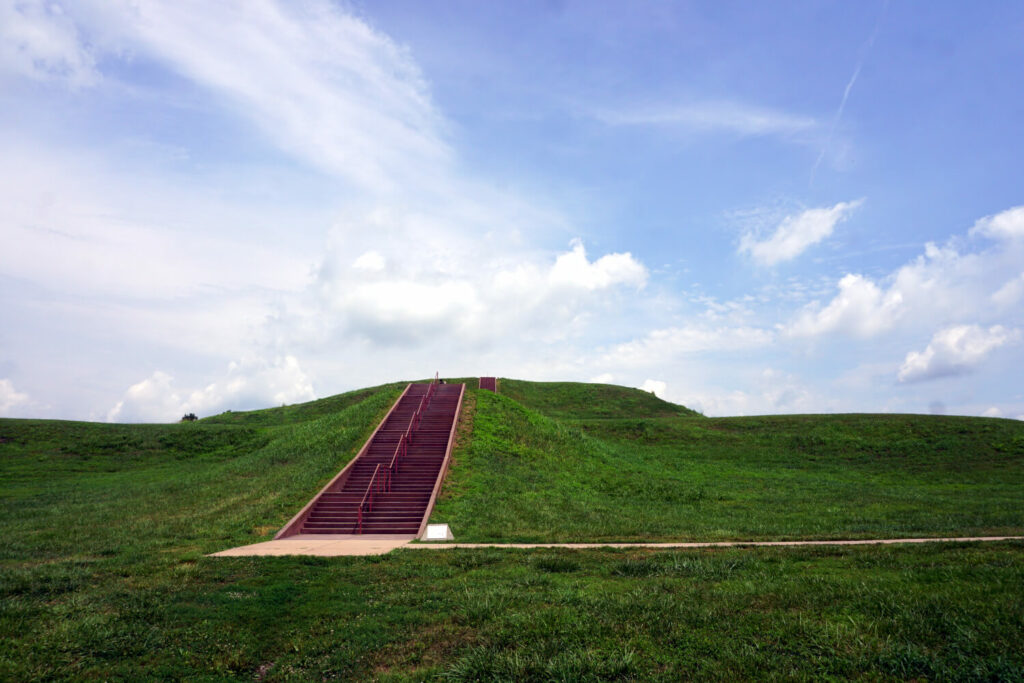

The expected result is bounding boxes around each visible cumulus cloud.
[107,371,182,423]
[304,230,648,348]
[739,199,863,266]
[970,206,1024,241]
[548,240,647,291]
[785,226,1024,339]
[640,379,666,398]
[787,273,903,337]
[898,325,1019,383]
[0,378,31,416]
[108,355,315,422]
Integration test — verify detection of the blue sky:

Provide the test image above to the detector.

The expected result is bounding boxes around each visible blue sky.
[1,0,1023,420]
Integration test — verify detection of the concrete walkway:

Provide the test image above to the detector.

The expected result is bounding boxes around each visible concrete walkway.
[407,536,1024,551]
[211,535,1024,557]
[210,534,415,557]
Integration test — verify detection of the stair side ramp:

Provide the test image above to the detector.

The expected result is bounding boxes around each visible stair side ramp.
[275,379,464,539]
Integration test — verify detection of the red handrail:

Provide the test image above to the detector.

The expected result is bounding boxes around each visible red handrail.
[388,430,406,476]
[357,463,389,533]
[412,393,428,431]
[357,377,441,533]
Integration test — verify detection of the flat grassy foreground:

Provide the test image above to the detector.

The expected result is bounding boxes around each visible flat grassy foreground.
[4,542,1024,680]
[2,379,1024,679]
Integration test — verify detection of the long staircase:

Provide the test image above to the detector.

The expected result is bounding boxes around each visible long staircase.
[287,381,463,536]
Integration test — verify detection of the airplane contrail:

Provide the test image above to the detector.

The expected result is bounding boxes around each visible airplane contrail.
[810,0,889,185]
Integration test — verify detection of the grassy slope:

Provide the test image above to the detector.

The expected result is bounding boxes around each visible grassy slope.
[1,382,406,547]
[498,379,700,419]
[430,381,1024,542]
[2,379,1023,679]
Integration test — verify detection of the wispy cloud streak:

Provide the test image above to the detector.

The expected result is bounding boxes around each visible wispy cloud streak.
[596,101,816,138]
[810,0,889,183]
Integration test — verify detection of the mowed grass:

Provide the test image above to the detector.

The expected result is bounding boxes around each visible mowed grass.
[4,542,1024,680]
[498,379,700,420]
[0,383,405,555]
[430,381,1024,542]
[2,378,1024,679]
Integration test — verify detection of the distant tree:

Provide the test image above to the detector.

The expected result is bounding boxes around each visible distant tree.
[180,413,198,422]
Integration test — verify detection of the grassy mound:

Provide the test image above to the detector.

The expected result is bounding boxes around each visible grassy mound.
[430,381,1024,542]
[2,378,1023,679]
[497,378,700,419]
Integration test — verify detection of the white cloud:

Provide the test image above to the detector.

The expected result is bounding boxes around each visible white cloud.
[739,199,863,266]
[670,369,820,417]
[597,101,816,137]
[80,0,448,193]
[898,325,1019,383]
[4,2,1022,425]
[304,230,648,347]
[589,373,614,384]
[6,2,649,353]
[785,230,1024,339]
[0,1,98,87]
[108,355,315,422]
[992,272,1024,308]
[674,389,748,417]
[786,273,903,337]
[186,355,315,415]
[0,2,662,420]
[0,144,312,300]
[106,371,181,423]
[759,370,815,412]
[982,406,1002,418]
[2,0,447,193]
[604,324,773,368]
[640,379,666,398]
[970,206,1024,241]
[352,250,386,272]
[0,378,31,416]
[810,4,884,182]
[332,279,484,344]
[548,240,647,291]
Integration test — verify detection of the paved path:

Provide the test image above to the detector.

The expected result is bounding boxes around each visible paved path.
[210,534,415,557]
[407,536,1024,550]
[211,535,1024,557]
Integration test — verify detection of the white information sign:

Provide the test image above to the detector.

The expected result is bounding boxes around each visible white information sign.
[424,524,454,541]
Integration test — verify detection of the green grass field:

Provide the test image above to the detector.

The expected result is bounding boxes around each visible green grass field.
[2,379,1023,679]
[431,381,1024,542]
